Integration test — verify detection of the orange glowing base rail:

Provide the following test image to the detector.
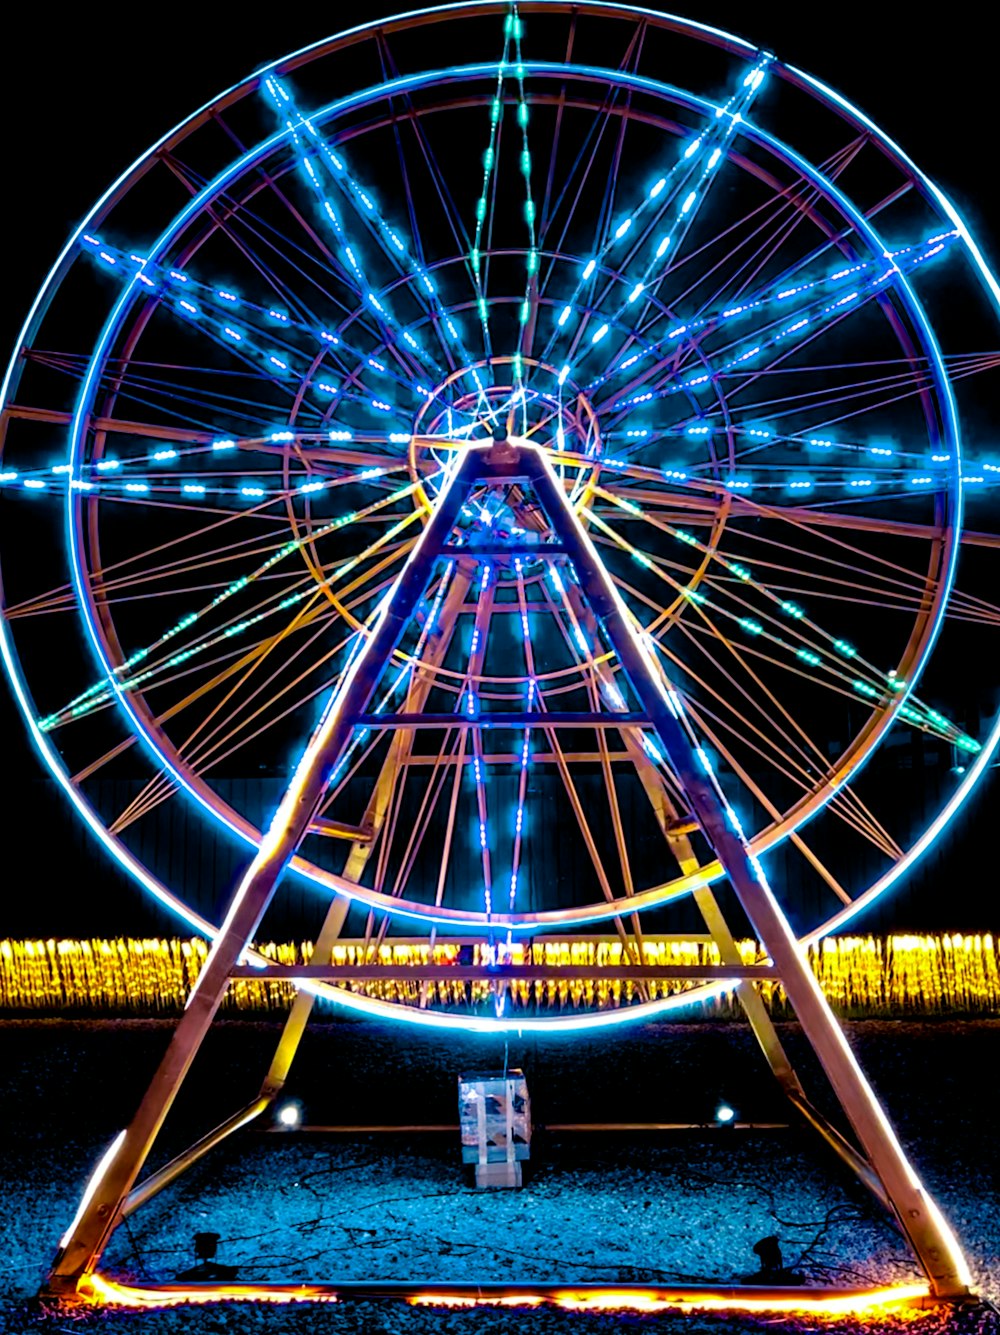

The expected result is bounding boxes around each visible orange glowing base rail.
[82,1274,934,1318]
[83,1275,340,1308]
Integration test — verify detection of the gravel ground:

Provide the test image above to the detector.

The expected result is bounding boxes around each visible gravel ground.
[1,1018,997,1334]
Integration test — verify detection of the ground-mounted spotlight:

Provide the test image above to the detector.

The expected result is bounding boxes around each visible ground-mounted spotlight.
[176,1230,239,1282]
[752,1235,783,1273]
[194,1231,220,1263]
[745,1234,804,1286]
[275,1100,303,1129]
[714,1103,736,1126]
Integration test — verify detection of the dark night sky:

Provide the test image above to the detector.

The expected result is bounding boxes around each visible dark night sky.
[6,4,999,316]
[1,3,998,937]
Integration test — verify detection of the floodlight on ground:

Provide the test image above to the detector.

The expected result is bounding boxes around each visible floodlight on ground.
[193,1232,220,1262]
[275,1101,302,1129]
[753,1235,783,1273]
[715,1103,736,1125]
[176,1230,239,1283]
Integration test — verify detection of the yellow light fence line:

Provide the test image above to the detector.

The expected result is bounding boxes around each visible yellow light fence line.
[0,934,997,1017]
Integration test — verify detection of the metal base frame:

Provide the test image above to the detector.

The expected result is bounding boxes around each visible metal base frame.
[44,442,972,1304]
[77,1276,941,1318]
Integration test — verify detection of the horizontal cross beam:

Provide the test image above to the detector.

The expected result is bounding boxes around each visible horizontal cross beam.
[227,964,778,981]
[352,711,650,729]
[440,542,570,556]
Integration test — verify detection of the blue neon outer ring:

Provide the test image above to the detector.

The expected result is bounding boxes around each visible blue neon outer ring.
[0,4,995,1029]
[61,60,962,917]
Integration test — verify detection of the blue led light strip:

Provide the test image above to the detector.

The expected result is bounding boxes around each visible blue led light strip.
[81,239,320,406]
[545,560,593,662]
[598,238,955,420]
[511,4,538,401]
[466,562,494,927]
[508,557,535,930]
[539,52,771,373]
[325,561,458,798]
[41,507,422,731]
[470,10,513,364]
[263,78,444,383]
[264,75,492,420]
[590,59,774,361]
[80,236,467,419]
[593,227,959,405]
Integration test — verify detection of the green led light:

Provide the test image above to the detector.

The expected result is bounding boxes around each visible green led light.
[739,618,763,635]
[833,639,856,658]
[780,601,804,619]
[796,648,821,667]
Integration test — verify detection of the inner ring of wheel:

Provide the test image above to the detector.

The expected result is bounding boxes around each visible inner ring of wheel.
[60,55,960,932]
[399,355,731,690]
[408,356,604,512]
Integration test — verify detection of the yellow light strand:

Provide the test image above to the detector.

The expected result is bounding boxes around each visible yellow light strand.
[1,934,997,1016]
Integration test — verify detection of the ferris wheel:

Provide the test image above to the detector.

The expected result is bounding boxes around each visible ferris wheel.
[3,1,997,1307]
[3,1,997,1024]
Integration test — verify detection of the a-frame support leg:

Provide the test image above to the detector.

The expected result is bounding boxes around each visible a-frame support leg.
[692,881,891,1211]
[568,585,893,1209]
[46,450,477,1295]
[123,567,475,1213]
[565,583,807,1093]
[112,626,472,1223]
[524,446,969,1298]
[258,568,472,1100]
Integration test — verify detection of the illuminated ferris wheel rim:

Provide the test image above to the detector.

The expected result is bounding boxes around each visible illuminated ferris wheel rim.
[61,49,960,909]
[0,2,998,1031]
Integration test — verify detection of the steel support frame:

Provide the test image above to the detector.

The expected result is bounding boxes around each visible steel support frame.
[46,441,970,1300]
